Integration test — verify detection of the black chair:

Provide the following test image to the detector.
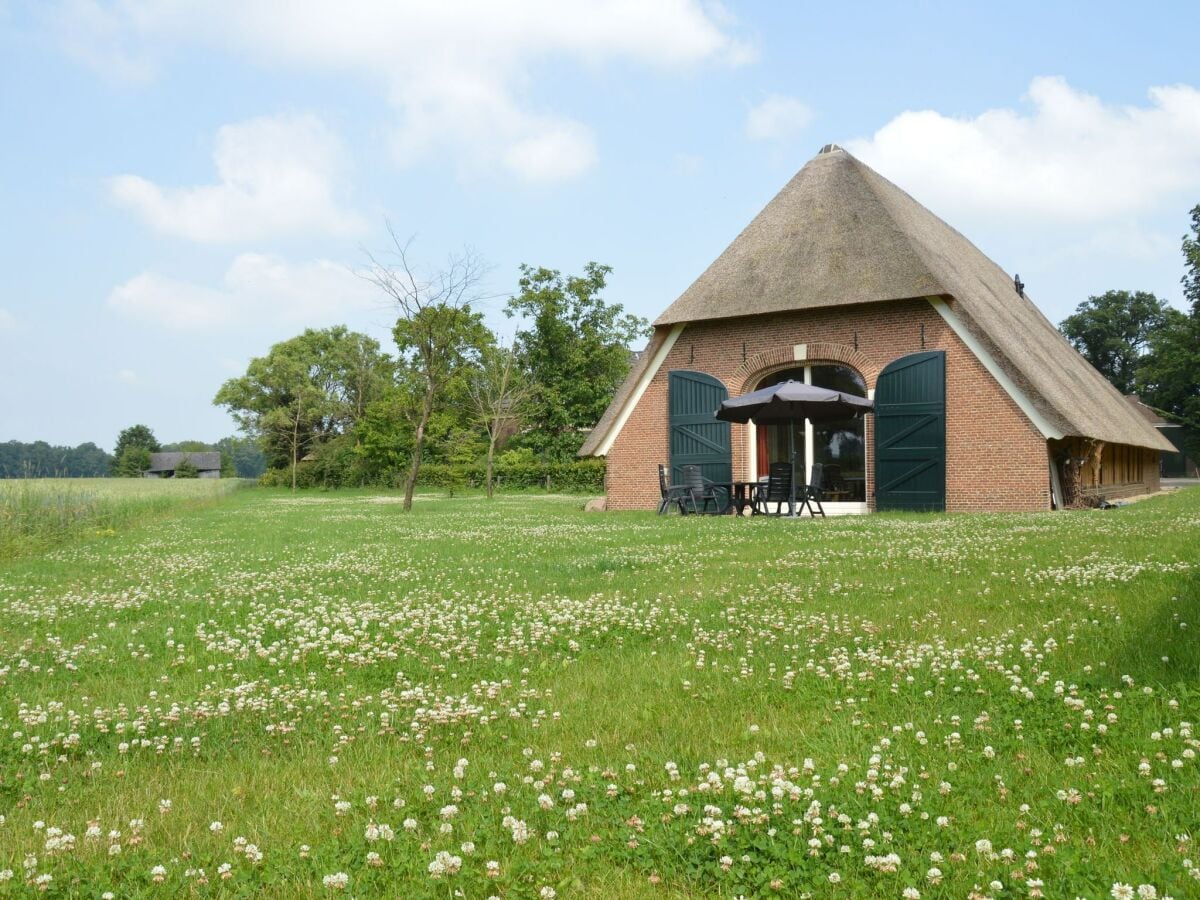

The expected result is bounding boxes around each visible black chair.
[657,464,690,515]
[797,463,827,517]
[752,462,794,516]
[679,464,728,515]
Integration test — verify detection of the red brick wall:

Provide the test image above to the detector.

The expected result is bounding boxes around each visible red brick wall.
[604,298,1055,513]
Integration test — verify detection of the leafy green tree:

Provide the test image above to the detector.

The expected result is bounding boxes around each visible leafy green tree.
[1131,205,1200,459]
[506,263,649,460]
[0,441,112,477]
[114,446,152,478]
[1138,307,1200,457]
[161,440,213,452]
[1183,203,1200,314]
[1059,290,1169,395]
[216,436,265,479]
[111,425,159,474]
[467,343,532,498]
[173,457,200,478]
[214,327,391,491]
[362,231,490,510]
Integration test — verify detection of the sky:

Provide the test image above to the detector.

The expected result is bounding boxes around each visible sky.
[2,0,1199,451]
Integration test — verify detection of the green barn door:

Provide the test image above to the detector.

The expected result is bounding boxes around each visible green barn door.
[874,351,946,511]
[668,370,731,486]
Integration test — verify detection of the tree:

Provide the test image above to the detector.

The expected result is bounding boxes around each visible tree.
[1059,290,1170,395]
[214,327,391,491]
[467,343,533,498]
[1183,203,1200,314]
[506,263,649,460]
[1137,307,1200,457]
[216,436,266,479]
[173,457,200,478]
[0,441,111,478]
[1131,204,1200,460]
[111,424,160,474]
[161,440,213,452]
[362,230,490,510]
[114,446,152,478]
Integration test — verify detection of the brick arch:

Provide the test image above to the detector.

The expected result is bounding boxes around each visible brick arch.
[732,342,878,394]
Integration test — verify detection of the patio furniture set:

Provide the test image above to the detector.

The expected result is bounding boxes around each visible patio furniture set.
[657,462,829,517]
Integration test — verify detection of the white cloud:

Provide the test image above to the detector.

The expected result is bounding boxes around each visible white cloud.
[0,308,16,332]
[107,253,377,332]
[114,369,138,384]
[745,94,813,142]
[55,1,751,182]
[847,77,1200,224]
[109,114,363,242]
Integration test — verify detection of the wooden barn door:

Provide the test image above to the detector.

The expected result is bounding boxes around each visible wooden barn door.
[668,370,731,486]
[874,351,946,511]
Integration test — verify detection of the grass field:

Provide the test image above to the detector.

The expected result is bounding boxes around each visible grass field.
[0,486,1197,898]
[0,479,243,561]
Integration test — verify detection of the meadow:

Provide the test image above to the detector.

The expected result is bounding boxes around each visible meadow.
[0,479,243,561]
[0,485,1197,898]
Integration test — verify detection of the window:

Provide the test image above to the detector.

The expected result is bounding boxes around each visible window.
[755,365,868,502]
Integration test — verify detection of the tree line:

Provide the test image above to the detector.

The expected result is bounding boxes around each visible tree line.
[1058,203,1200,459]
[214,235,649,508]
[1,433,265,479]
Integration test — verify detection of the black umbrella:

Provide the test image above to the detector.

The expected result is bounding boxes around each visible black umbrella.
[716,380,873,424]
[715,380,873,516]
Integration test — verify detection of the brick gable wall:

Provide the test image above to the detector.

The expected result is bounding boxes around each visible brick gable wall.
[605,298,1083,512]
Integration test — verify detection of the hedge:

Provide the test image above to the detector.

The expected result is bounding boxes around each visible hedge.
[414,458,605,492]
[261,458,605,493]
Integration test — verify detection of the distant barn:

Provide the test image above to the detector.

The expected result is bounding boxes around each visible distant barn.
[145,452,221,479]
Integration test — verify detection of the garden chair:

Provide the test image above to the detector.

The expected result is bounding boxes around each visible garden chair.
[797,462,827,517]
[752,462,794,516]
[679,464,728,515]
[657,464,691,515]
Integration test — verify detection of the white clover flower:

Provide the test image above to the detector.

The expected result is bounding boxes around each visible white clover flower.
[322,872,349,890]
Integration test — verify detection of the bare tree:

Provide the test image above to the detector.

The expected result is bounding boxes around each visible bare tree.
[361,227,490,511]
[467,343,533,498]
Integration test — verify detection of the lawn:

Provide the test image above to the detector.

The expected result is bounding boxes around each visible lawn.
[0,486,1197,898]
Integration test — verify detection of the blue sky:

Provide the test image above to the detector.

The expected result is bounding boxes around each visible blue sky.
[2,1,1199,450]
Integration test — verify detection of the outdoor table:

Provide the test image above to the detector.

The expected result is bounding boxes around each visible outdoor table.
[711,481,762,515]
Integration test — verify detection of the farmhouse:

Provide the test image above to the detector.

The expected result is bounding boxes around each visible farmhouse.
[581,144,1174,513]
[145,451,222,479]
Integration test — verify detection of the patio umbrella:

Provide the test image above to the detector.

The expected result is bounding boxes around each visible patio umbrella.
[715,380,873,516]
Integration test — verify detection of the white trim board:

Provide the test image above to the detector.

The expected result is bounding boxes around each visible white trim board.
[926,296,1062,441]
[593,324,685,456]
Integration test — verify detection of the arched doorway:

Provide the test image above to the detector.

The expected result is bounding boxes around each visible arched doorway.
[754,364,868,509]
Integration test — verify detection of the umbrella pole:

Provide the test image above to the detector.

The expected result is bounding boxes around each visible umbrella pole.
[788,424,799,518]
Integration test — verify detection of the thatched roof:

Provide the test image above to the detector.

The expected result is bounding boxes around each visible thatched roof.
[148,451,221,472]
[582,146,1172,455]
[1124,395,1172,427]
